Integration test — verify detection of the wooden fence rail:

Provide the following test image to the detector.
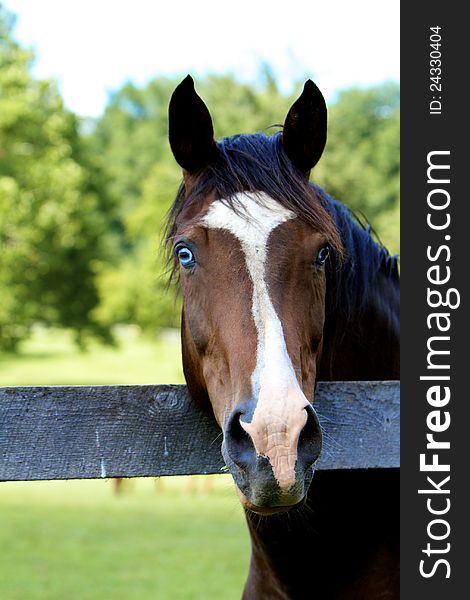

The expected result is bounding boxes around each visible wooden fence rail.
[0,381,399,482]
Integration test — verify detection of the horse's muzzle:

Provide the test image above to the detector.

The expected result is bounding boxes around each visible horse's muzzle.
[222,402,322,513]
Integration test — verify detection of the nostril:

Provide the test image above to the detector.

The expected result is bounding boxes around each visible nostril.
[228,411,250,443]
[225,410,256,468]
[298,404,322,464]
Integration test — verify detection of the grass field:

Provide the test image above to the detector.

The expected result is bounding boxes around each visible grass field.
[0,326,185,386]
[0,328,250,599]
[0,478,249,600]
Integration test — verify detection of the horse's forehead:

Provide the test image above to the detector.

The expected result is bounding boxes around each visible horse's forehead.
[201,192,296,243]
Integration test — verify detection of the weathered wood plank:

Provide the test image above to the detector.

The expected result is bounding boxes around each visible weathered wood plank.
[0,381,399,481]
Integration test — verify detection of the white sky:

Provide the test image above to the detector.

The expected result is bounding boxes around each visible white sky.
[4,0,400,117]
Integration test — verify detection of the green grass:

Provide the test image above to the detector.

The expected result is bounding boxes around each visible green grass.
[0,326,185,386]
[0,327,251,599]
[0,478,250,600]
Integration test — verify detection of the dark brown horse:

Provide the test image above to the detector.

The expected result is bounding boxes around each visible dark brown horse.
[166,76,399,599]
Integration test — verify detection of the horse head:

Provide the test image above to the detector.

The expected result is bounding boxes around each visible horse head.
[167,76,343,515]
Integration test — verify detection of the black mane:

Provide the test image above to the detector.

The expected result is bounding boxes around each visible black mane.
[315,184,400,312]
[314,186,400,380]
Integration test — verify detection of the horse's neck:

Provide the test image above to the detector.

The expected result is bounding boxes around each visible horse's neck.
[319,271,399,381]
[318,201,399,382]
[243,469,400,599]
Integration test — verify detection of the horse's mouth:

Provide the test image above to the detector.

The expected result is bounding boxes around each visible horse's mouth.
[237,488,306,516]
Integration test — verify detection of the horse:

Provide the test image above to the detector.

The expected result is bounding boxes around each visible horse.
[166,75,399,599]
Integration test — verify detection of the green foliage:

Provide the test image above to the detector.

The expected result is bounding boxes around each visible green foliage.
[90,78,179,212]
[92,161,182,333]
[315,83,400,253]
[198,70,294,138]
[0,7,114,350]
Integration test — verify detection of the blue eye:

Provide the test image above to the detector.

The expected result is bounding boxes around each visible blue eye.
[176,245,195,268]
[315,244,330,266]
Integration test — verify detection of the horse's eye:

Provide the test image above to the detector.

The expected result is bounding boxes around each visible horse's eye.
[176,245,195,268]
[315,244,330,266]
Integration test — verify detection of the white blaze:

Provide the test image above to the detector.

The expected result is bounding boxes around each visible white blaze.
[202,192,310,490]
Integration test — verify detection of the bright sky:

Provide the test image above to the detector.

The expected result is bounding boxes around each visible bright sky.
[4,0,400,118]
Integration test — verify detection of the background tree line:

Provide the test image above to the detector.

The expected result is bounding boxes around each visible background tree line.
[0,6,399,352]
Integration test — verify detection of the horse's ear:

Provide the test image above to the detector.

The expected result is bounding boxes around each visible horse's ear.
[169,75,216,174]
[282,79,327,174]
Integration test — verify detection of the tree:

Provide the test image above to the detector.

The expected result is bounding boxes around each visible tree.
[314,83,400,253]
[0,7,114,350]
[93,161,182,333]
